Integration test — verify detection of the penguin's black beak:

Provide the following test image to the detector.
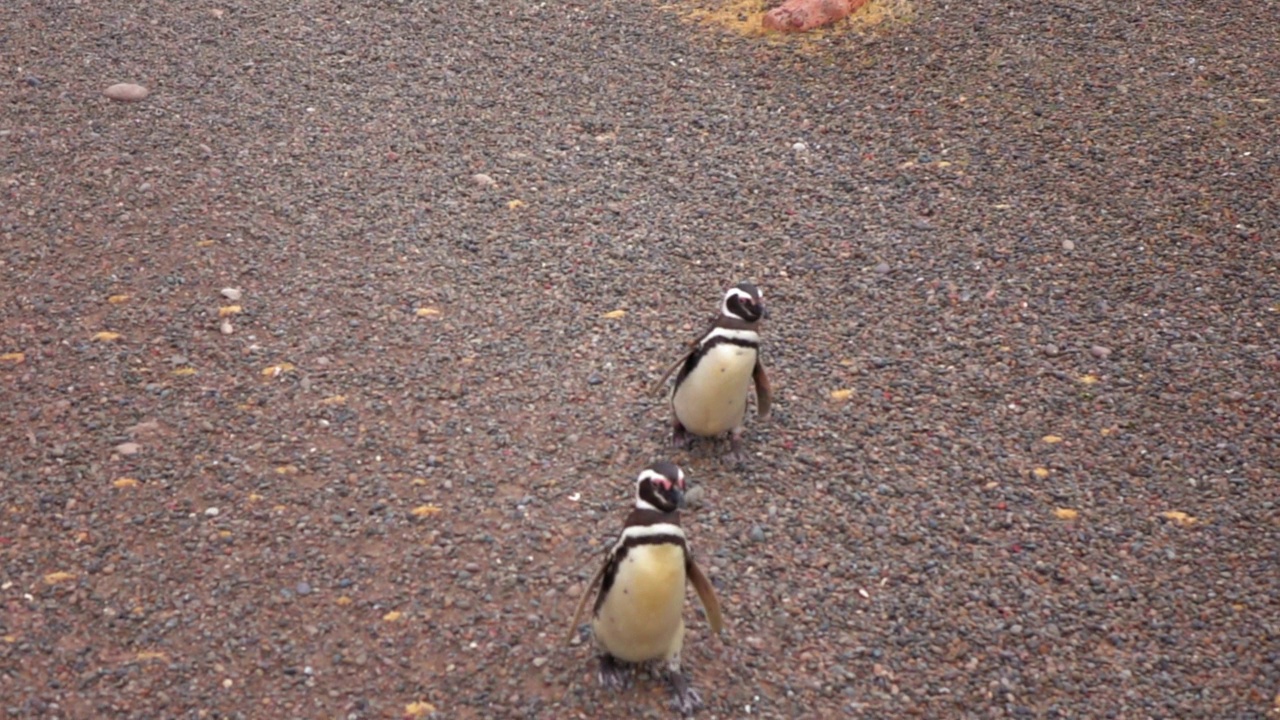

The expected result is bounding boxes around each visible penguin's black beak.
[760,304,770,320]
[673,488,686,510]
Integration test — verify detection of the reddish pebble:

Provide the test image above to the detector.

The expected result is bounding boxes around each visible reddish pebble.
[103,83,149,102]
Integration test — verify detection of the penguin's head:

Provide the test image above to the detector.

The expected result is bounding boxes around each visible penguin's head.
[721,282,766,322]
[634,461,687,513]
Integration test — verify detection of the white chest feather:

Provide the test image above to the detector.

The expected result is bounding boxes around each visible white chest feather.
[592,544,687,662]
[673,343,758,437]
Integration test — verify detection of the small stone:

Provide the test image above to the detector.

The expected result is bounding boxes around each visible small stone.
[220,319,234,335]
[532,657,548,668]
[115,442,140,456]
[1043,344,1059,357]
[683,485,706,509]
[797,453,821,467]
[1062,239,1076,251]
[873,262,890,275]
[296,582,312,596]
[792,141,808,153]
[205,507,220,517]
[1090,344,1112,359]
[587,373,603,386]
[220,287,243,301]
[103,83,149,102]
[748,525,766,543]
[472,173,497,188]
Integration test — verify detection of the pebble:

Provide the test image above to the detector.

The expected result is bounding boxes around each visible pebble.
[1090,344,1112,359]
[220,319,234,335]
[792,141,809,153]
[748,525,766,543]
[797,453,821,467]
[873,262,891,275]
[1043,344,1059,357]
[1062,239,1076,251]
[221,287,243,301]
[296,582,312,596]
[472,173,497,188]
[587,373,603,386]
[103,83,149,102]
[684,485,705,509]
[204,507,220,517]
[532,657,548,668]
[115,442,140,456]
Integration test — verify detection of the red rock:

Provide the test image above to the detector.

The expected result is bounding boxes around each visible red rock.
[762,0,868,33]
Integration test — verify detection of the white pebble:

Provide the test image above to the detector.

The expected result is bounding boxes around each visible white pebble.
[472,173,497,188]
[205,507,220,517]
[1062,239,1076,251]
[220,319,234,335]
[792,141,808,152]
[103,83,149,102]
[220,287,242,301]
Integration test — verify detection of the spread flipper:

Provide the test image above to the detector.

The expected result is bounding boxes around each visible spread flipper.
[753,359,772,419]
[650,315,718,399]
[650,345,696,399]
[686,558,724,635]
[565,561,606,645]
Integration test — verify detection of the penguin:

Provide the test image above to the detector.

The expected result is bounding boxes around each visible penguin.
[653,282,772,465]
[566,461,724,715]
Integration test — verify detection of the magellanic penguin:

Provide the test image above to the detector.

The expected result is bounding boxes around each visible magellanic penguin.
[565,461,724,715]
[653,282,772,465]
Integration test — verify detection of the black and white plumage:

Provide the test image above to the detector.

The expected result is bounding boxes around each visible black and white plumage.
[566,461,724,715]
[657,282,772,464]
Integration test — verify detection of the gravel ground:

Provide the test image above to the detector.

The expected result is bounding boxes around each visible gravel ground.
[3,1,1278,718]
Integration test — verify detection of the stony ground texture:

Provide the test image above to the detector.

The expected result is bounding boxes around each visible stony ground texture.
[2,0,1278,718]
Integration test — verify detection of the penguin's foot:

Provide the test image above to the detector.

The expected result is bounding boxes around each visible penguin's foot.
[670,421,693,451]
[597,655,633,690]
[720,429,747,466]
[667,672,704,715]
